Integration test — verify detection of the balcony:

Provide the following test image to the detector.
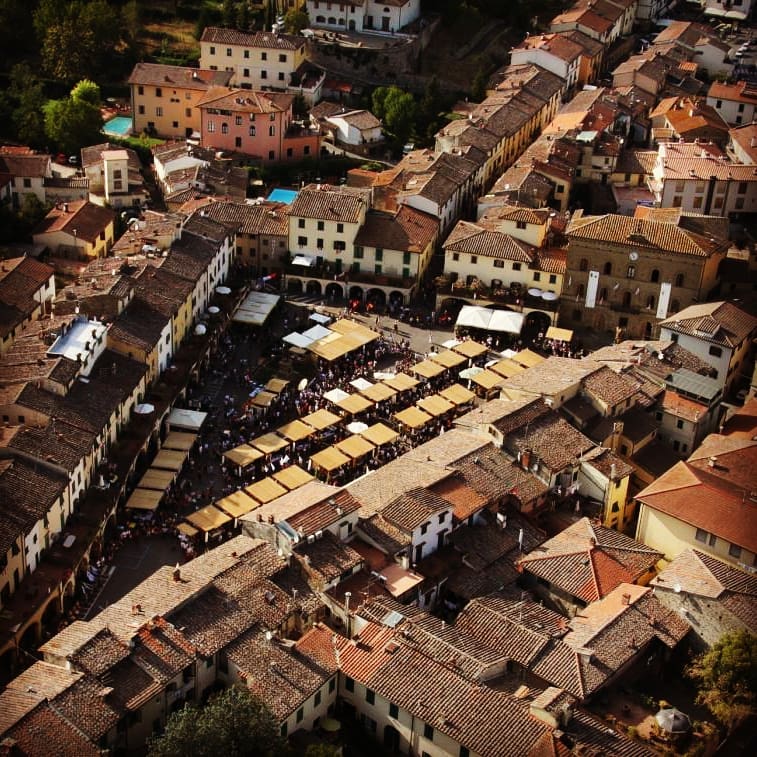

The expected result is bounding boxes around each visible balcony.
[609,301,641,315]
[285,259,416,291]
[436,277,559,312]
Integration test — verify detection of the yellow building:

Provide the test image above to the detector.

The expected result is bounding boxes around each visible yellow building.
[128,63,233,139]
[32,200,115,262]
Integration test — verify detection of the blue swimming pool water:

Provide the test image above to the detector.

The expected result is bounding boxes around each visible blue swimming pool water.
[267,188,298,204]
[103,116,133,136]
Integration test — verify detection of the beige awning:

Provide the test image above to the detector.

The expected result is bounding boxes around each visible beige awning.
[138,468,176,491]
[162,431,198,451]
[360,422,398,446]
[251,433,289,455]
[177,522,199,537]
[470,369,505,390]
[223,444,263,469]
[394,406,433,429]
[360,382,397,403]
[412,359,446,379]
[250,390,277,408]
[439,383,476,406]
[272,465,315,490]
[489,358,525,379]
[328,319,379,342]
[336,393,374,415]
[302,408,342,431]
[382,373,419,392]
[310,446,351,472]
[451,339,488,358]
[265,377,290,394]
[216,490,259,518]
[429,349,467,368]
[126,488,163,511]
[546,326,573,342]
[277,419,315,442]
[245,477,288,504]
[336,435,376,459]
[417,394,455,417]
[151,448,188,472]
[186,504,231,532]
[513,348,544,368]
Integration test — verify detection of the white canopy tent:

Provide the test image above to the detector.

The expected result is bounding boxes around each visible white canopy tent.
[167,407,208,432]
[309,312,332,325]
[488,309,525,334]
[291,255,316,267]
[283,332,314,348]
[455,305,524,334]
[233,291,280,326]
[303,324,333,341]
[323,387,350,404]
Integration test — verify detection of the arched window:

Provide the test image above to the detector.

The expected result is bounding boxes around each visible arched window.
[579,258,588,272]
[603,261,612,275]
[577,283,585,297]
[670,299,680,313]
[221,122,228,134]
[249,125,256,136]
[644,321,653,339]
[646,295,655,310]
[650,269,660,283]
[622,291,632,307]
[599,287,608,303]
[674,273,685,287]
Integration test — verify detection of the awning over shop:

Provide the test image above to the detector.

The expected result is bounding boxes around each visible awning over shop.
[168,407,208,431]
[324,387,350,404]
[350,377,373,391]
[126,488,163,511]
[455,305,524,334]
[186,504,231,531]
[360,382,397,403]
[429,349,466,369]
[439,383,475,406]
[233,291,280,326]
[302,408,342,431]
[412,360,446,379]
[488,309,525,334]
[177,522,199,537]
[251,433,289,455]
[216,490,259,519]
[546,326,573,342]
[310,446,351,472]
[456,305,492,330]
[382,373,419,392]
[272,465,315,490]
[250,390,277,409]
[470,369,505,390]
[489,358,525,379]
[336,435,376,459]
[335,393,373,415]
[138,468,176,491]
[417,394,455,417]
[223,444,264,469]
[162,431,198,451]
[512,348,544,368]
[359,422,399,446]
[265,377,290,394]
[245,477,288,504]
[394,406,433,429]
[451,339,488,358]
[151,448,188,472]
[303,324,333,341]
[277,419,315,442]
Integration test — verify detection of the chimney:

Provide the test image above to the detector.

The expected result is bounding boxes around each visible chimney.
[521,448,532,471]
[622,592,632,605]
[610,463,617,480]
[708,456,717,468]
[172,564,181,582]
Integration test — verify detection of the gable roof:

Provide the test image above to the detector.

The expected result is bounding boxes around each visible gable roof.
[659,301,757,348]
[33,200,115,244]
[354,206,438,254]
[288,184,366,223]
[128,62,232,89]
[201,26,305,51]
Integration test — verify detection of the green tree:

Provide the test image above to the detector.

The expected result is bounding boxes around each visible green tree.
[147,686,286,757]
[44,80,103,155]
[372,86,417,148]
[236,1,251,32]
[284,8,309,34]
[687,630,757,728]
[471,66,488,102]
[222,0,237,27]
[8,64,47,148]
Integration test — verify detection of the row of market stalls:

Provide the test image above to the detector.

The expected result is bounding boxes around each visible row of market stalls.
[283,315,380,363]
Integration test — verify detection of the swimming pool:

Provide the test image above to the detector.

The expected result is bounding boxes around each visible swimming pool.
[267,188,298,204]
[103,115,133,136]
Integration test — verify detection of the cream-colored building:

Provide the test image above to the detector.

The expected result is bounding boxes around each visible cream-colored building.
[32,200,115,262]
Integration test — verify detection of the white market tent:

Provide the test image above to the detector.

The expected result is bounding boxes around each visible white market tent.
[455,305,524,334]
[167,407,208,432]
[283,332,314,349]
[324,387,350,404]
[309,312,332,325]
[233,291,280,326]
[303,324,333,341]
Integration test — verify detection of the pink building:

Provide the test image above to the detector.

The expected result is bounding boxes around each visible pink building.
[197,88,320,163]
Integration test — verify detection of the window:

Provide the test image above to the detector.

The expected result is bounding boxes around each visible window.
[226,48,232,56]
[676,419,684,429]
[185,107,191,117]
[315,690,321,706]
[673,196,682,207]
[736,197,745,210]
[738,181,748,195]
[304,146,310,156]
[516,220,527,229]
[549,274,557,284]
[403,252,411,265]
[249,125,256,136]
[675,180,685,193]
[261,70,267,79]
[470,255,477,265]
[156,106,163,117]
[512,262,522,271]
[452,252,460,261]
[579,258,588,272]
[603,262,612,275]
[298,236,307,246]
[155,87,162,97]
[286,147,292,158]
[268,150,275,160]
[244,50,249,59]
[375,248,383,261]
[389,703,399,718]
[269,125,275,136]
[207,121,215,132]
[695,182,705,194]
[674,273,684,287]
[296,708,304,723]
[420,522,428,535]
[317,221,324,231]
[439,512,446,524]
[374,263,382,274]
[709,345,723,358]
[298,218,305,228]
[279,54,287,62]
[329,678,336,693]
[366,689,375,705]
[345,676,354,692]
[729,543,742,559]
[221,123,229,134]
[460,749,470,757]
[337,223,344,233]
[278,72,285,81]
[533,272,541,282]
[235,115,243,126]
[280,723,287,738]
[334,240,346,252]
[353,246,363,258]
[493,259,505,268]
[138,105,145,114]
[577,283,585,297]
[627,265,635,278]
[262,52,268,61]
[646,295,655,310]
[424,723,434,741]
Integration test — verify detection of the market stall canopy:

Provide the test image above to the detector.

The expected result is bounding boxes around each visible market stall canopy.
[324,387,350,404]
[272,465,315,491]
[265,377,290,394]
[162,431,197,452]
[233,291,280,326]
[151,448,188,472]
[417,394,455,417]
[302,408,342,431]
[138,468,175,491]
[489,358,525,379]
[177,522,199,537]
[186,504,231,531]
[456,305,524,334]
[360,422,398,446]
[442,338,461,349]
[328,319,379,342]
[223,444,263,469]
[283,332,314,349]
[335,393,373,415]
[512,348,544,368]
[251,433,289,455]
[126,488,163,511]
[488,309,525,334]
[412,360,446,379]
[456,305,492,330]
[346,421,369,434]
[470,369,505,390]
[394,406,433,429]
[459,365,484,380]
[309,312,332,325]
[250,390,277,409]
[245,477,288,504]
[382,372,419,392]
[310,446,352,472]
[303,324,333,341]
[439,383,475,406]
[168,407,208,432]
[350,377,373,392]
[216,490,259,519]
[452,339,488,358]
[277,419,315,442]
[546,326,573,342]
[429,349,466,369]
[336,435,376,459]
[360,382,396,403]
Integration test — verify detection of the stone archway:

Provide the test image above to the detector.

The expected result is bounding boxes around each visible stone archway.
[366,288,386,312]
[19,621,40,651]
[306,280,322,296]
[325,282,343,302]
[348,286,364,302]
[287,278,303,294]
[523,310,552,345]
[389,290,405,308]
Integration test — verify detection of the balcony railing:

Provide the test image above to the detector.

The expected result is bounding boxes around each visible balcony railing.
[437,279,559,312]
[285,259,416,290]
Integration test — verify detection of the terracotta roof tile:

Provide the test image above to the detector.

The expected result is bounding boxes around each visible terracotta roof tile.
[6,703,101,756]
[201,26,305,51]
[288,184,366,223]
[128,62,232,89]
